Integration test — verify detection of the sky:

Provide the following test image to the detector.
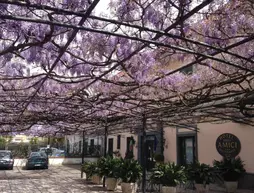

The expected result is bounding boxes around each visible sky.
[95,0,110,15]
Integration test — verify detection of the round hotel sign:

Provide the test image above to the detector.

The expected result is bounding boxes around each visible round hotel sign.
[216,133,241,159]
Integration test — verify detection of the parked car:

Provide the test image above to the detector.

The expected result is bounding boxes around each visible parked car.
[39,147,65,157]
[52,149,65,157]
[0,150,14,170]
[26,152,48,170]
[39,147,53,155]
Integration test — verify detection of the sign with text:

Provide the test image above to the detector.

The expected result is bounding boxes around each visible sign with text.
[216,133,241,159]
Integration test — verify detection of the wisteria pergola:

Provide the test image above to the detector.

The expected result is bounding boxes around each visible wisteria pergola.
[0,0,253,190]
[0,0,253,135]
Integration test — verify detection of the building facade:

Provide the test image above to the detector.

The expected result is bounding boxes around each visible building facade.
[164,122,254,189]
[65,134,104,157]
[105,121,254,189]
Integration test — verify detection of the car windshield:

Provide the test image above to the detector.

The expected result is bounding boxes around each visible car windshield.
[0,152,11,159]
[30,152,40,157]
[40,148,59,152]
[30,152,46,158]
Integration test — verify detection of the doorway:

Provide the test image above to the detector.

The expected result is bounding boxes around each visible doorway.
[140,136,156,170]
[178,136,196,165]
[146,139,155,170]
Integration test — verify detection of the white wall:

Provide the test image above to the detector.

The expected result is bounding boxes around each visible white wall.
[198,122,254,173]
[14,157,98,166]
[107,133,138,159]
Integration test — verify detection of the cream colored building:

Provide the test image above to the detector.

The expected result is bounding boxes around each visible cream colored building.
[163,122,254,189]
[11,135,33,143]
[106,122,254,189]
[106,133,139,160]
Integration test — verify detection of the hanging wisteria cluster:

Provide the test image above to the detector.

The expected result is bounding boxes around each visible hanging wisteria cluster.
[0,0,253,136]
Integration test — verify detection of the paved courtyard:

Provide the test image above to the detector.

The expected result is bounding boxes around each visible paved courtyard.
[0,166,253,193]
[0,166,121,193]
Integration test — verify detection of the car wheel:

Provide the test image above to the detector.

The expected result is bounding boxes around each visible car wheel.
[8,165,13,170]
[45,166,48,169]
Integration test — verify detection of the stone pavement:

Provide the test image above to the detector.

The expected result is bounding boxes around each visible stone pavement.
[0,166,121,193]
[0,166,252,193]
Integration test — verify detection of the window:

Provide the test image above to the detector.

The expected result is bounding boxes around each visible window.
[177,136,196,165]
[89,139,95,155]
[117,135,121,149]
[108,138,114,156]
[126,137,134,159]
[79,141,82,153]
[126,137,131,153]
[90,139,94,146]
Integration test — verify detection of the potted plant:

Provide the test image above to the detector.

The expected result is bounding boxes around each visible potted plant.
[213,157,245,193]
[82,161,99,182]
[90,159,103,184]
[119,158,142,193]
[187,162,214,193]
[100,156,121,191]
[150,162,187,193]
[82,161,94,180]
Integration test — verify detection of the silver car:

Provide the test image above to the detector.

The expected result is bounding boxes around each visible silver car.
[0,150,14,170]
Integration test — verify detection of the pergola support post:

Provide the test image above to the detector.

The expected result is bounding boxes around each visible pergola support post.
[142,114,147,193]
[103,124,108,187]
[81,130,85,178]
[160,120,164,155]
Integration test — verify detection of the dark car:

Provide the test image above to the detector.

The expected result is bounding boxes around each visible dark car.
[29,152,47,159]
[26,152,48,170]
[0,150,14,170]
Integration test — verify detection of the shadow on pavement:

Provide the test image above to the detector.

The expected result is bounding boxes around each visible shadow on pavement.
[61,164,81,170]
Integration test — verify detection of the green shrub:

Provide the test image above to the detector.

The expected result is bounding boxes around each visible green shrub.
[187,162,214,185]
[8,143,29,158]
[213,157,245,181]
[151,162,187,187]
[99,156,122,178]
[119,158,142,183]
[82,161,98,179]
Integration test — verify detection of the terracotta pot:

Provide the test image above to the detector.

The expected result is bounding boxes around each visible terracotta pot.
[105,177,118,191]
[92,175,102,184]
[224,181,238,193]
[121,182,137,193]
[161,186,177,193]
[195,184,209,193]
